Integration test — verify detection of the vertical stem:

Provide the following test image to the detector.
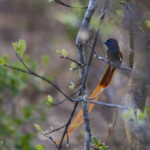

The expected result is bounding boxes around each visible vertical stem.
[76,1,97,149]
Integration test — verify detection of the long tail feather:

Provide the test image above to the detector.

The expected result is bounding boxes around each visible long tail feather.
[56,65,115,145]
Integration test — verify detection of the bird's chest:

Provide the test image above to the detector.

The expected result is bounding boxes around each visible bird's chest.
[107,49,120,62]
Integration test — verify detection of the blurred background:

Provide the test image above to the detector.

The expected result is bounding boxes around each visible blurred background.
[0,0,131,149]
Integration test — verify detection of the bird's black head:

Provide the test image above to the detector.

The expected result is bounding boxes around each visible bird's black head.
[104,38,119,49]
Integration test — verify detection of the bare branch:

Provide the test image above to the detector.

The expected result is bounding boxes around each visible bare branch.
[60,56,82,66]
[106,111,118,146]
[74,97,129,110]
[75,0,97,149]
[58,102,78,150]
[54,0,88,9]
[52,90,79,106]
[44,124,67,136]
[82,31,98,95]
[43,133,59,149]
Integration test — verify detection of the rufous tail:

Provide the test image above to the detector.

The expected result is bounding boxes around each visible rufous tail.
[56,65,115,144]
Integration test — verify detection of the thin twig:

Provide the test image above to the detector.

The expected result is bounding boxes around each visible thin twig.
[44,123,67,136]
[43,133,59,149]
[106,111,118,146]
[3,64,74,103]
[49,136,59,148]
[16,53,32,72]
[89,8,108,30]
[52,90,79,106]
[55,0,88,9]
[60,56,82,66]
[58,102,78,150]
[82,2,109,85]
[82,31,98,91]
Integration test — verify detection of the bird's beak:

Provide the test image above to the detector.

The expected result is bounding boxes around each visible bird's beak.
[104,41,108,44]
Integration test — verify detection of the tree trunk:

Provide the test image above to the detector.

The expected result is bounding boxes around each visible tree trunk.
[123,0,150,149]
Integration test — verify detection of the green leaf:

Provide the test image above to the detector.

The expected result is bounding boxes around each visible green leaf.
[70,62,76,69]
[18,39,26,52]
[0,58,5,65]
[12,42,18,51]
[42,55,50,65]
[69,62,76,71]
[145,20,150,28]
[56,50,62,56]
[36,145,45,150]
[69,82,75,89]
[62,49,68,57]
[34,124,42,133]
[116,9,123,16]
[113,17,120,25]
[120,0,126,5]
[22,106,34,119]
[92,137,100,147]
[137,109,146,121]
[123,108,134,120]
[46,95,53,106]
[12,39,27,57]
[92,137,108,150]
[2,54,8,63]
[145,105,150,117]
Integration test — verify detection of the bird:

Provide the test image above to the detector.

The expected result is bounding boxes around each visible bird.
[56,38,122,145]
[104,38,122,65]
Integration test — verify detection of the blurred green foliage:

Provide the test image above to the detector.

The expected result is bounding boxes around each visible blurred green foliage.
[0,107,37,150]
[92,137,108,150]
[35,145,45,150]
[0,57,29,96]
[55,2,86,39]
[123,107,150,125]
[45,95,53,106]
[12,39,27,58]
[0,39,52,149]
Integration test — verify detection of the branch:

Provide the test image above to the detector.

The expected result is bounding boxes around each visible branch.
[82,3,109,88]
[3,64,74,103]
[44,123,67,136]
[89,1,108,31]
[60,56,82,66]
[82,31,98,92]
[75,0,97,149]
[106,111,118,146]
[51,90,79,106]
[58,102,78,150]
[94,52,132,72]
[43,133,59,149]
[54,0,88,9]
[74,97,129,110]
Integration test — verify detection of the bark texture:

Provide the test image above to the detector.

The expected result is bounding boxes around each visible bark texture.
[123,0,150,149]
